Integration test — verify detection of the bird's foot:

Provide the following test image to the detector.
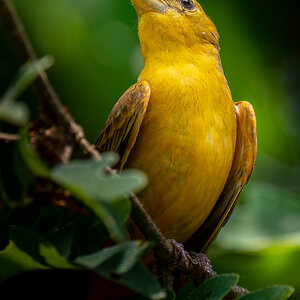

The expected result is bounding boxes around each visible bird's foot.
[165,239,216,285]
[153,239,216,289]
[193,253,216,285]
[168,239,190,271]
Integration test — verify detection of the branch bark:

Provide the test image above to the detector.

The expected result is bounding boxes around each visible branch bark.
[0,132,19,142]
[0,0,249,298]
[0,0,100,159]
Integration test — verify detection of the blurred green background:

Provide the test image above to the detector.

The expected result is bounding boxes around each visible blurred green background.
[0,0,300,298]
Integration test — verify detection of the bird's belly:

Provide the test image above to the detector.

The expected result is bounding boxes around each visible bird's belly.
[126,98,236,242]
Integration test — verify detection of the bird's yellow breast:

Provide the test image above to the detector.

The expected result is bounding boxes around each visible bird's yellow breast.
[125,52,237,242]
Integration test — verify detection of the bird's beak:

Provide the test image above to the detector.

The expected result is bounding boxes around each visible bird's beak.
[131,0,166,16]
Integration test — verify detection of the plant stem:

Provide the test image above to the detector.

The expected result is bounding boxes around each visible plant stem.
[0,0,99,159]
[0,132,19,142]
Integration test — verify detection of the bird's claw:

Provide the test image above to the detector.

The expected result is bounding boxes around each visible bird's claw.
[168,239,190,270]
[154,239,216,288]
[195,253,216,283]
[166,239,216,285]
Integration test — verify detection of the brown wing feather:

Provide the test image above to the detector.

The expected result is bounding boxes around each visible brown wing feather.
[185,101,257,253]
[96,81,151,169]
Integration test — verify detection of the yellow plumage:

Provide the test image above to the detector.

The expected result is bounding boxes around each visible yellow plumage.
[96,0,257,251]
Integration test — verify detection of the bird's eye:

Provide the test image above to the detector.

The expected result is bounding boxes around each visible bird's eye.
[180,0,196,10]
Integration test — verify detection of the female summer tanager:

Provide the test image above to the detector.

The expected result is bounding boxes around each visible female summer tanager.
[96,0,257,253]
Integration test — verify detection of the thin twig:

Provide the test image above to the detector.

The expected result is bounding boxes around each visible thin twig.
[0,132,19,142]
[0,0,99,159]
[130,192,173,257]
[0,1,249,298]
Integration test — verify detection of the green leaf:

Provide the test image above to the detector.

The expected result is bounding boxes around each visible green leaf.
[176,281,196,300]
[18,129,50,177]
[0,225,78,283]
[0,56,54,126]
[111,197,131,223]
[51,154,147,241]
[185,274,239,300]
[76,195,129,242]
[9,226,76,270]
[76,241,149,275]
[0,241,47,283]
[2,56,54,101]
[76,242,164,299]
[60,215,109,260]
[0,100,29,126]
[18,137,134,241]
[51,154,147,202]
[112,262,165,300]
[238,286,295,300]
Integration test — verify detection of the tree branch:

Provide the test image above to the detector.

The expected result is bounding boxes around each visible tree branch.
[0,131,19,142]
[0,1,249,298]
[0,0,100,159]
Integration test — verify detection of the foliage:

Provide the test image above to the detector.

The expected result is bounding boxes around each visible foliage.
[0,118,161,298]
[0,56,54,126]
[177,274,239,300]
[237,286,295,300]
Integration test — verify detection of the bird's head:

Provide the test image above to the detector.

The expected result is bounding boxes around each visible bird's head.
[132,0,220,61]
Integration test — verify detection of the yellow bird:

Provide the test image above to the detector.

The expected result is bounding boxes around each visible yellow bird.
[96,0,257,253]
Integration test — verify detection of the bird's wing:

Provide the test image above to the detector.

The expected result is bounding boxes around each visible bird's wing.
[95,81,151,169]
[185,101,257,253]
